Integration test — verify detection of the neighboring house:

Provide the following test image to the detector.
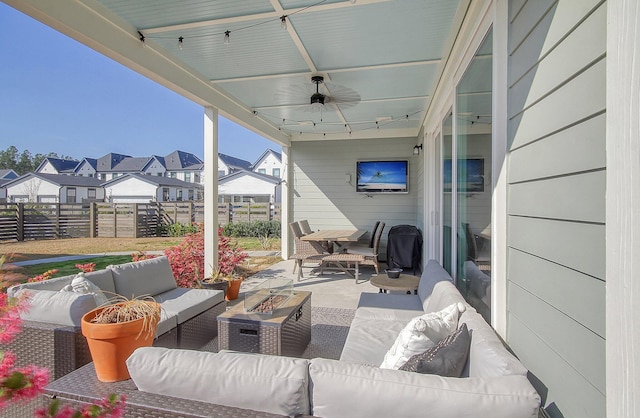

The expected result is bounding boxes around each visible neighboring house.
[0,169,19,180]
[217,153,251,178]
[251,149,282,178]
[218,169,281,204]
[35,157,79,175]
[102,173,203,203]
[74,157,98,177]
[4,173,104,203]
[0,179,9,202]
[163,150,204,183]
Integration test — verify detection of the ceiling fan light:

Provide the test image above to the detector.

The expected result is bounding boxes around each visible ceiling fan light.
[310,92,325,105]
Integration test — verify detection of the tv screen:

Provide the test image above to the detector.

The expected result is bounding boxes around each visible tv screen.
[443,158,484,192]
[356,160,408,193]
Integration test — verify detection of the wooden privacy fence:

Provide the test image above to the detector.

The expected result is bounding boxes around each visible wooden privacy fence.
[0,202,280,240]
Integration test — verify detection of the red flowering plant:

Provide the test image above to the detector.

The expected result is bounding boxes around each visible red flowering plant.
[0,256,125,417]
[75,263,96,273]
[131,251,157,262]
[164,224,248,288]
[28,269,58,283]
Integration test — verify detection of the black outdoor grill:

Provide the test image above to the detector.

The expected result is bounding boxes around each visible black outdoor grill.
[386,225,423,275]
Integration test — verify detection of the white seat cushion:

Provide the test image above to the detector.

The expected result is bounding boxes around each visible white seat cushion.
[339,317,407,366]
[154,288,224,324]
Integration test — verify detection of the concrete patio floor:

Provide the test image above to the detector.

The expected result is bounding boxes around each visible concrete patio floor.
[235,258,417,310]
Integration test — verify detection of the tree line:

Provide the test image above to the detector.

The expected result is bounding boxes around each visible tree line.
[0,146,75,175]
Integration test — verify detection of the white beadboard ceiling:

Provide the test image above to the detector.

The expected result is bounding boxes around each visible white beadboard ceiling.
[4,0,470,145]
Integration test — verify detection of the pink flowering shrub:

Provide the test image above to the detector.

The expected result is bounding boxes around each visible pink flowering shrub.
[28,269,58,283]
[164,224,248,288]
[75,263,96,273]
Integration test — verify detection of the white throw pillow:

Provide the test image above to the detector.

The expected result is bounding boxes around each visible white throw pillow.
[62,273,110,307]
[19,289,97,326]
[380,302,466,370]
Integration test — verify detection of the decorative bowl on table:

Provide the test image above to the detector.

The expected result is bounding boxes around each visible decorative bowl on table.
[385,268,403,279]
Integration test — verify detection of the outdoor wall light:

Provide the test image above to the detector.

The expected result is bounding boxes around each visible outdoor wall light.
[413,144,423,155]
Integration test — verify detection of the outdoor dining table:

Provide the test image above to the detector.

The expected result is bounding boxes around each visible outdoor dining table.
[299,229,367,243]
[300,229,367,279]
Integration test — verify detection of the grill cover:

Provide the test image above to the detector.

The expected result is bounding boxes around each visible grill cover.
[386,225,423,273]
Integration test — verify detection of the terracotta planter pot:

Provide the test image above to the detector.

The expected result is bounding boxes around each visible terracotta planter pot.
[81,302,160,382]
[225,278,243,301]
[201,280,229,298]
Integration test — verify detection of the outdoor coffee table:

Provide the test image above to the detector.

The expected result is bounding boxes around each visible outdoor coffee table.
[370,274,419,294]
[217,291,311,356]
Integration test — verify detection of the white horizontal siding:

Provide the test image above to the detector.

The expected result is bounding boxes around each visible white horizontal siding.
[506,1,607,416]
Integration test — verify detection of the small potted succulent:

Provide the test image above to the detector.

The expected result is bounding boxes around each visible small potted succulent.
[81,295,161,382]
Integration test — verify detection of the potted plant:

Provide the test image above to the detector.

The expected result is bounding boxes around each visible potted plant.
[81,295,161,382]
[224,273,244,301]
[198,267,230,298]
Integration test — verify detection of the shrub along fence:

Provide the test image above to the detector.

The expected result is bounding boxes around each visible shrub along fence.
[0,202,281,241]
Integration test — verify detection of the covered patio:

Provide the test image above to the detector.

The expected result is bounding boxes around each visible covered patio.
[3,1,640,417]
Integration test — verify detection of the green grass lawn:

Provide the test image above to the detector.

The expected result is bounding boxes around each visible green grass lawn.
[20,255,135,279]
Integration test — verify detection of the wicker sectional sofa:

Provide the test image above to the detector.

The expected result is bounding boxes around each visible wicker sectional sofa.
[6,256,226,380]
[46,259,540,418]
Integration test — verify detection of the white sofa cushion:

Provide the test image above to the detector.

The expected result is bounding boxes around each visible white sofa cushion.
[355,293,424,322]
[461,310,529,378]
[7,274,75,298]
[309,358,541,418]
[83,269,117,295]
[380,302,466,369]
[61,274,110,307]
[340,317,408,365]
[109,256,177,298]
[417,259,455,311]
[153,288,224,324]
[127,347,310,416]
[18,289,97,327]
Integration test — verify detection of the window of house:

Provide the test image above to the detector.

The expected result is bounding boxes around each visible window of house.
[177,190,183,201]
[218,170,226,177]
[272,168,280,177]
[188,189,194,200]
[66,188,77,203]
[162,188,170,201]
[185,172,191,182]
[100,173,106,180]
[194,173,200,183]
[88,188,96,200]
[257,168,266,174]
[169,172,176,178]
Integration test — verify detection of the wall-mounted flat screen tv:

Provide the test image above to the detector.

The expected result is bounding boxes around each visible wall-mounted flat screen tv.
[443,158,484,192]
[356,160,409,193]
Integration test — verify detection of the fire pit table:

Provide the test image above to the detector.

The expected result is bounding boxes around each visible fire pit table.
[218,290,311,357]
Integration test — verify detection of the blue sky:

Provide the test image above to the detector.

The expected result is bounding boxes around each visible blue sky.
[0,3,279,164]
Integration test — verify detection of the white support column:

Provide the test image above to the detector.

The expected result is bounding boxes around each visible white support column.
[280,145,291,259]
[204,107,219,278]
[607,1,640,416]
[491,0,509,337]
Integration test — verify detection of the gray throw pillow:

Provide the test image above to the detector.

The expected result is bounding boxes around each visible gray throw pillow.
[399,323,470,377]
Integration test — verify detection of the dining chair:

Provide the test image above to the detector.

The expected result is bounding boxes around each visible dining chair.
[288,222,329,280]
[346,222,385,274]
[342,220,380,251]
[299,220,313,235]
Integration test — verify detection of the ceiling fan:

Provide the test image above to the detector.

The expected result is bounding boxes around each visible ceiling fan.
[282,75,361,112]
